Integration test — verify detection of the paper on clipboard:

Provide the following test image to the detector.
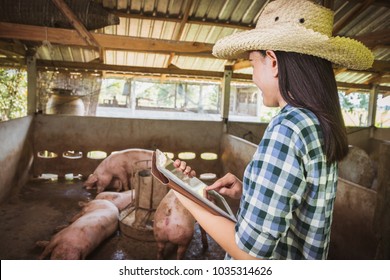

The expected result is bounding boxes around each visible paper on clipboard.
[151,149,237,223]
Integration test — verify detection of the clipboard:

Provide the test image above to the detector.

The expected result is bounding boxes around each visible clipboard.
[151,149,237,223]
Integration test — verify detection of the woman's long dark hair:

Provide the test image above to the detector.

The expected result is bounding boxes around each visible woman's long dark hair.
[260,50,348,163]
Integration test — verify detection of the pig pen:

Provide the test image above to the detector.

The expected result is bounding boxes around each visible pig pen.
[1,115,390,259]
[0,115,230,260]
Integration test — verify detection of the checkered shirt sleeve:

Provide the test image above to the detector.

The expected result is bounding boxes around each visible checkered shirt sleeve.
[234,105,337,259]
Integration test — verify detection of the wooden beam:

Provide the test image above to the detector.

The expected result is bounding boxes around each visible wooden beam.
[364,73,387,85]
[337,82,371,90]
[166,0,194,68]
[333,0,376,35]
[0,41,26,56]
[352,29,390,48]
[228,58,389,75]
[95,32,213,54]
[343,0,390,8]
[51,0,100,49]
[371,60,390,72]
[174,0,194,41]
[334,67,348,75]
[0,22,88,47]
[322,0,334,10]
[0,22,214,57]
[232,60,251,71]
[111,11,253,30]
[0,48,24,61]
[36,59,252,80]
[0,56,24,65]
[378,76,390,84]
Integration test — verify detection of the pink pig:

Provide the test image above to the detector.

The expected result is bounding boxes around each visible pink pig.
[84,148,153,193]
[36,199,119,260]
[95,190,134,211]
[153,190,208,259]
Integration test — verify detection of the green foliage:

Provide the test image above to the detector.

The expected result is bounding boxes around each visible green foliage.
[338,91,370,126]
[0,68,27,121]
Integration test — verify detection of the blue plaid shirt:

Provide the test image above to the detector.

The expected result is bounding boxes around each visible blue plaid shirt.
[230,104,337,259]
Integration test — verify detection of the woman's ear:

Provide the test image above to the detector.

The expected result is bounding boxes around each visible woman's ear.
[265,50,278,78]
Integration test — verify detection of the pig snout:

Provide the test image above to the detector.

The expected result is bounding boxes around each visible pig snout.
[153,190,208,260]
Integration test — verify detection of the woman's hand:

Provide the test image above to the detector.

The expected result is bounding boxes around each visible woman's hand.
[173,159,196,178]
[205,173,243,200]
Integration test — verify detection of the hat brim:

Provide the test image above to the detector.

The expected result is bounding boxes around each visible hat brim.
[212,24,374,70]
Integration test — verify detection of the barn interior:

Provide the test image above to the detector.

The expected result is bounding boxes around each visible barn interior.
[0,0,389,260]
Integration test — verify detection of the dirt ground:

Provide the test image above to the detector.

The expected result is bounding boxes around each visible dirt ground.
[0,178,225,260]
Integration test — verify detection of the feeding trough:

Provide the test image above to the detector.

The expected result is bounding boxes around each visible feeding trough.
[119,159,168,241]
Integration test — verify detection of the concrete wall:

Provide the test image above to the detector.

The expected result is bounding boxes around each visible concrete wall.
[1,113,388,258]
[329,178,378,259]
[0,116,34,203]
[220,134,257,179]
[219,134,257,214]
[372,127,390,142]
[32,114,224,178]
[346,127,372,151]
[227,123,382,151]
[227,121,267,145]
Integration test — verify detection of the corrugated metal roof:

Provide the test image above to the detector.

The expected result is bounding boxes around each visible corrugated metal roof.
[94,0,390,85]
[36,45,99,62]
[0,0,389,88]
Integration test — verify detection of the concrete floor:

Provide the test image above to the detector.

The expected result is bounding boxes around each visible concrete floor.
[0,178,225,260]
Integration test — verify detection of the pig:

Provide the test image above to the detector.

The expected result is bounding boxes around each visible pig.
[84,148,153,193]
[36,199,119,260]
[153,190,208,260]
[95,190,135,211]
[338,145,376,188]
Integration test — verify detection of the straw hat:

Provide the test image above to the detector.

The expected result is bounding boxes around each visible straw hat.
[212,0,374,70]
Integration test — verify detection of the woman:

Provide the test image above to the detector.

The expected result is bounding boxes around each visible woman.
[173,0,373,260]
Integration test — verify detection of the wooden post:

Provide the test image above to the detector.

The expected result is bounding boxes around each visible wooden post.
[26,49,37,115]
[367,84,378,127]
[221,66,233,129]
[232,86,237,115]
[131,79,136,111]
[374,142,390,259]
[198,84,204,113]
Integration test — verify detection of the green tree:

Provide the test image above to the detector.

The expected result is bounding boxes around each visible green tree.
[0,68,27,121]
[338,91,355,113]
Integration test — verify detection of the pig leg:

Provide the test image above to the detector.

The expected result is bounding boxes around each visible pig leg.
[177,242,191,260]
[156,241,166,260]
[110,177,122,192]
[117,169,129,191]
[50,244,82,260]
[37,240,56,260]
